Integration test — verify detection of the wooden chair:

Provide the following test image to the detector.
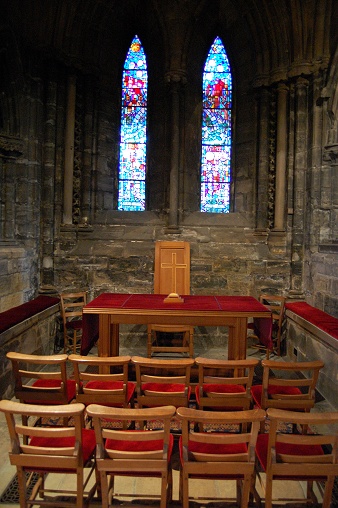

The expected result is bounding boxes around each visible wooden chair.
[248,294,285,358]
[7,352,76,405]
[131,355,194,409]
[68,354,135,425]
[86,404,176,508]
[255,408,338,508]
[7,351,77,443]
[251,359,324,432]
[60,291,87,354]
[176,406,266,508]
[195,357,259,411]
[0,399,97,508]
[147,241,194,357]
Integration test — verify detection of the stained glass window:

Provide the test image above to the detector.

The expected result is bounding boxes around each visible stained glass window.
[201,36,232,213]
[118,35,147,211]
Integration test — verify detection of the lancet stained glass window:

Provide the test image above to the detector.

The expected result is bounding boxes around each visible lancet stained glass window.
[118,35,147,211]
[201,36,232,213]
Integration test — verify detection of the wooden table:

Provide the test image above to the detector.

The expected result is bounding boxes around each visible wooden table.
[82,293,272,359]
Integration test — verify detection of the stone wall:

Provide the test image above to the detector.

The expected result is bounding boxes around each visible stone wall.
[309,249,338,318]
[0,245,37,312]
[54,222,291,301]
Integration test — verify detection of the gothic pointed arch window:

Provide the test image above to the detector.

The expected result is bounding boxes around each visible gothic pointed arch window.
[118,35,147,211]
[201,36,232,213]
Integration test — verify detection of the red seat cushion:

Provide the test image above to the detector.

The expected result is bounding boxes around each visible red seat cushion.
[255,432,325,478]
[25,379,77,404]
[251,384,302,407]
[179,435,248,478]
[195,384,246,409]
[85,380,136,404]
[105,431,174,474]
[66,320,82,330]
[142,382,191,397]
[29,428,96,471]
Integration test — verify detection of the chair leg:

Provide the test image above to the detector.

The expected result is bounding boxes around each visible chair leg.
[147,328,152,357]
[160,471,168,508]
[189,330,194,357]
[250,472,262,507]
[17,466,28,508]
[264,473,273,508]
[76,468,83,508]
[182,469,189,508]
[240,475,251,508]
[100,471,110,508]
[322,477,335,508]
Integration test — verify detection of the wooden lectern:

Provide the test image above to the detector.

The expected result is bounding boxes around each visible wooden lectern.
[147,241,194,357]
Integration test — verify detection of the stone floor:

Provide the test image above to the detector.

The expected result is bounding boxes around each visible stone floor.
[0,341,335,507]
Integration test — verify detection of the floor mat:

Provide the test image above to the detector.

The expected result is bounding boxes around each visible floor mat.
[0,472,40,504]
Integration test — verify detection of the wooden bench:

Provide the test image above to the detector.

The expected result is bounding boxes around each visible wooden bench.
[285,301,338,410]
[0,295,60,400]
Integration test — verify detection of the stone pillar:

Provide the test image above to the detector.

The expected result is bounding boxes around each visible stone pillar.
[166,71,186,230]
[81,76,96,226]
[289,77,309,297]
[273,82,288,232]
[168,77,180,230]
[63,73,76,225]
[256,87,271,231]
[41,67,58,288]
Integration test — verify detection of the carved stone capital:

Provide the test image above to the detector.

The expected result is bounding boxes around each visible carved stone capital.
[323,143,338,165]
[0,134,24,158]
[165,70,187,85]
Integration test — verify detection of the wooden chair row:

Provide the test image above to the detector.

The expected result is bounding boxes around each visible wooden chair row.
[0,399,337,508]
[7,352,324,419]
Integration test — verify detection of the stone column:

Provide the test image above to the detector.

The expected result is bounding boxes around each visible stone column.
[166,72,186,230]
[81,76,96,226]
[63,73,76,225]
[168,76,180,229]
[255,87,271,231]
[41,66,58,288]
[289,77,309,297]
[273,82,288,232]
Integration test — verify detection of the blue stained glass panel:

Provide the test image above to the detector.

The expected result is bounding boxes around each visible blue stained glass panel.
[118,35,147,211]
[119,143,146,180]
[201,36,232,213]
[118,180,145,211]
[120,108,147,143]
[201,145,231,182]
[201,182,230,213]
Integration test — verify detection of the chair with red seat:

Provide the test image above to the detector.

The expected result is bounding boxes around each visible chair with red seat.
[195,357,259,412]
[248,294,285,358]
[68,354,135,428]
[86,404,176,508]
[255,408,338,508]
[176,406,266,508]
[0,399,97,508]
[7,352,77,436]
[251,359,324,432]
[68,354,135,408]
[7,351,77,405]
[60,291,87,354]
[131,356,194,409]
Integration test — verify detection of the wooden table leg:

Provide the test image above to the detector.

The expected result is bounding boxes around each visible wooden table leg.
[111,323,119,356]
[228,317,248,360]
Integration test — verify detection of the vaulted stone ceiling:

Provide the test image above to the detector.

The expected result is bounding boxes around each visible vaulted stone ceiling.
[2,0,335,87]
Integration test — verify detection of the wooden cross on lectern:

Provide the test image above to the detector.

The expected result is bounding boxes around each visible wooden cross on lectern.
[154,241,191,296]
[160,252,187,294]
